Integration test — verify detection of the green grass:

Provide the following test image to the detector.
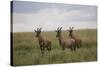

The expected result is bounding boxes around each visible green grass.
[12,29,97,66]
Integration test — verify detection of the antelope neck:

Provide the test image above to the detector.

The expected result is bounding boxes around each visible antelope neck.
[58,34,62,45]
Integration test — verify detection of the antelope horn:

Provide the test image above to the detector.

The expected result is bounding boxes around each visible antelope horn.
[57,27,60,30]
[37,28,39,31]
[39,28,42,31]
[60,27,62,30]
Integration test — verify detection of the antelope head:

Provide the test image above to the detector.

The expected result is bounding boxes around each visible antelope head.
[68,27,74,33]
[34,28,42,37]
[68,27,74,37]
[55,27,62,37]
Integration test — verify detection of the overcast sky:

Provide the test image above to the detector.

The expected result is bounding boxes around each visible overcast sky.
[12,1,97,32]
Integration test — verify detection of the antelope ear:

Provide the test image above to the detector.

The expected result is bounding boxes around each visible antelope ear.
[72,27,74,29]
[60,27,62,30]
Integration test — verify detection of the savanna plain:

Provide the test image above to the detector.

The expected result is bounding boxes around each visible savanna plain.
[13,29,97,66]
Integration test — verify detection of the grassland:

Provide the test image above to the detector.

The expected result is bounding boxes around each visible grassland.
[12,29,97,66]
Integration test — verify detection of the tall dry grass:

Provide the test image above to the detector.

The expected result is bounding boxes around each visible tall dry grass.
[12,29,97,66]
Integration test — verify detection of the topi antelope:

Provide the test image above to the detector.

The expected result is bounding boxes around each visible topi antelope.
[55,27,76,51]
[68,27,82,48]
[34,28,51,55]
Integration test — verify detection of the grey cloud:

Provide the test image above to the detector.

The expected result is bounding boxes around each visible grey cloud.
[12,2,97,32]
